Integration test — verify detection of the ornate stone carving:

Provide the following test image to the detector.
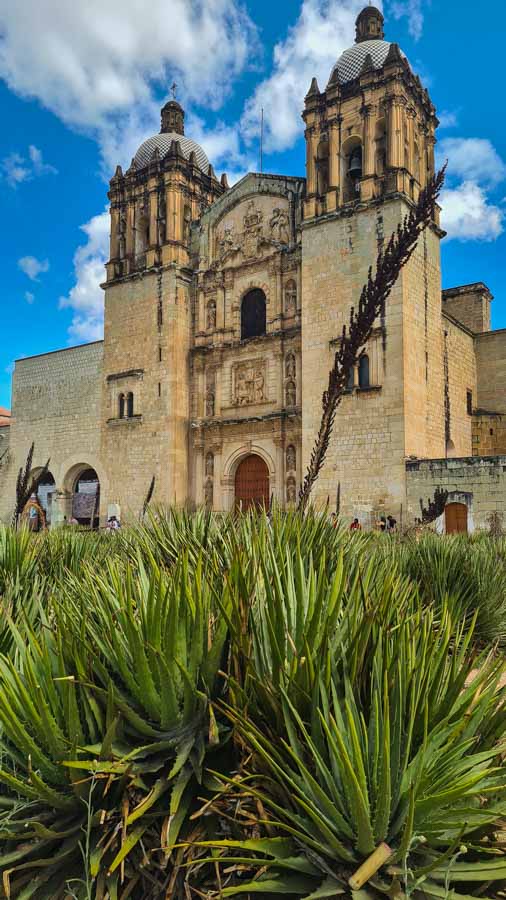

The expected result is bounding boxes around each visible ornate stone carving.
[284,280,297,316]
[286,476,297,504]
[233,360,266,406]
[285,379,296,407]
[205,452,214,476]
[242,201,264,258]
[217,226,240,263]
[285,352,296,378]
[205,388,215,417]
[204,479,213,508]
[269,207,290,244]
[206,299,216,330]
[286,444,296,471]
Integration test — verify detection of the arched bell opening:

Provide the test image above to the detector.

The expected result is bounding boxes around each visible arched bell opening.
[342,137,363,203]
[36,470,56,526]
[316,135,330,197]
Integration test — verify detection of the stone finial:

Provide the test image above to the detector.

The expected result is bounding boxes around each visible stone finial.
[355,5,384,43]
[359,52,376,76]
[189,150,197,165]
[384,42,403,65]
[207,163,216,179]
[306,76,320,99]
[151,147,160,162]
[114,165,123,178]
[169,139,184,158]
[327,65,340,88]
[161,99,185,135]
[220,173,230,189]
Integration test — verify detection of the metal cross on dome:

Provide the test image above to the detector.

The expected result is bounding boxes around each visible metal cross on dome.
[171,81,178,100]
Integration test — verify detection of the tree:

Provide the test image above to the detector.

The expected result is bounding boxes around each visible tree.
[299,168,446,511]
[12,443,50,528]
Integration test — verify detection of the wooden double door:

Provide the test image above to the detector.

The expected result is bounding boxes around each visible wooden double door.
[235,454,270,511]
[445,502,468,534]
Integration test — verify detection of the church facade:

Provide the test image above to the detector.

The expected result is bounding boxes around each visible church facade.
[2,5,506,532]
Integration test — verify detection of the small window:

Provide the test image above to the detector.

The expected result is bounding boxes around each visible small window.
[126,392,134,418]
[118,393,125,418]
[158,382,161,398]
[241,289,266,340]
[490,428,494,436]
[358,355,370,388]
[159,346,162,362]
[466,390,473,416]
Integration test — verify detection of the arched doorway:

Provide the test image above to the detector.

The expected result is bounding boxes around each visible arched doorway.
[445,502,468,534]
[235,454,270,511]
[72,468,100,527]
[36,471,56,526]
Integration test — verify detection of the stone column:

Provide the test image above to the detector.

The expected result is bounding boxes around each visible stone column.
[126,200,135,257]
[328,118,340,189]
[305,127,317,196]
[362,105,375,176]
[216,275,225,331]
[52,491,73,527]
[148,185,158,247]
[110,206,119,259]
[194,440,204,506]
[406,109,416,177]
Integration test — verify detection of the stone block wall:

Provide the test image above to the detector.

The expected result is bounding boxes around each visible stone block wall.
[443,315,476,456]
[406,455,506,531]
[0,342,104,524]
[442,283,492,334]
[472,412,506,457]
[475,329,506,415]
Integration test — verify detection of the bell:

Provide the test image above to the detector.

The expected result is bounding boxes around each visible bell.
[348,147,363,179]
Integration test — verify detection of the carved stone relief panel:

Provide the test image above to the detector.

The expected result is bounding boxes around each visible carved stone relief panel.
[214,195,291,267]
[232,358,267,407]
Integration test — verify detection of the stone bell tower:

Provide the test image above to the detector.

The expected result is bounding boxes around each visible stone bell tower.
[100,99,226,516]
[300,5,445,523]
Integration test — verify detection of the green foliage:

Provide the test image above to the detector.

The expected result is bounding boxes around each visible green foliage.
[0,515,503,899]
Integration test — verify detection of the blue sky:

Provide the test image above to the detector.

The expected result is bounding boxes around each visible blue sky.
[1,0,505,409]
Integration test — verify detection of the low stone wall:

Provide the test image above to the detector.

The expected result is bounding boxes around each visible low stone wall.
[406,455,506,532]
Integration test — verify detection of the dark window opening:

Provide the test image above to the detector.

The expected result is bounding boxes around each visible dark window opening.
[159,346,162,362]
[118,393,125,418]
[316,136,329,196]
[126,392,134,417]
[466,390,473,416]
[358,354,370,388]
[158,382,161,398]
[346,367,355,391]
[157,300,163,328]
[490,428,494,436]
[241,289,266,341]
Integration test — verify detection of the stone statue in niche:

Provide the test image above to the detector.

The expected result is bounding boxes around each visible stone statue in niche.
[205,388,215,417]
[217,226,239,263]
[284,281,297,316]
[242,201,264,258]
[286,444,296,471]
[234,361,266,406]
[183,206,192,244]
[204,479,213,508]
[285,379,296,407]
[206,300,216,330]
[269,207,290,244]
[285,353,296,379]
[205,452,214,477]
[286,476,297,504]
[118,209,127,258]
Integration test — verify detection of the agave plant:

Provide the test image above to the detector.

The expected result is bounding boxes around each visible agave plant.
[0,553,229,897]
[200,548,506,899]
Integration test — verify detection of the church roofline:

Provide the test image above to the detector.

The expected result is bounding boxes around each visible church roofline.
[15,340,104,364]
[443,282,493,301]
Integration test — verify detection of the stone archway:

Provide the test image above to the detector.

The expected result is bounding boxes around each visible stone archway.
[64,465,101,527]
[234,454,270,511]
[445,502,468,534]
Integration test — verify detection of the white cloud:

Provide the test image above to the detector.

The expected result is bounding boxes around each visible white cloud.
[24,291,34,304]
[59,210,109,343]
[438,137,506,189]
[440,181,504,242]
[0,0,258,172]
[438,110,457,129]
[390,0,425,41]
[18,256,49,281]
[1,144,57,187]
[241,0,375,154]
